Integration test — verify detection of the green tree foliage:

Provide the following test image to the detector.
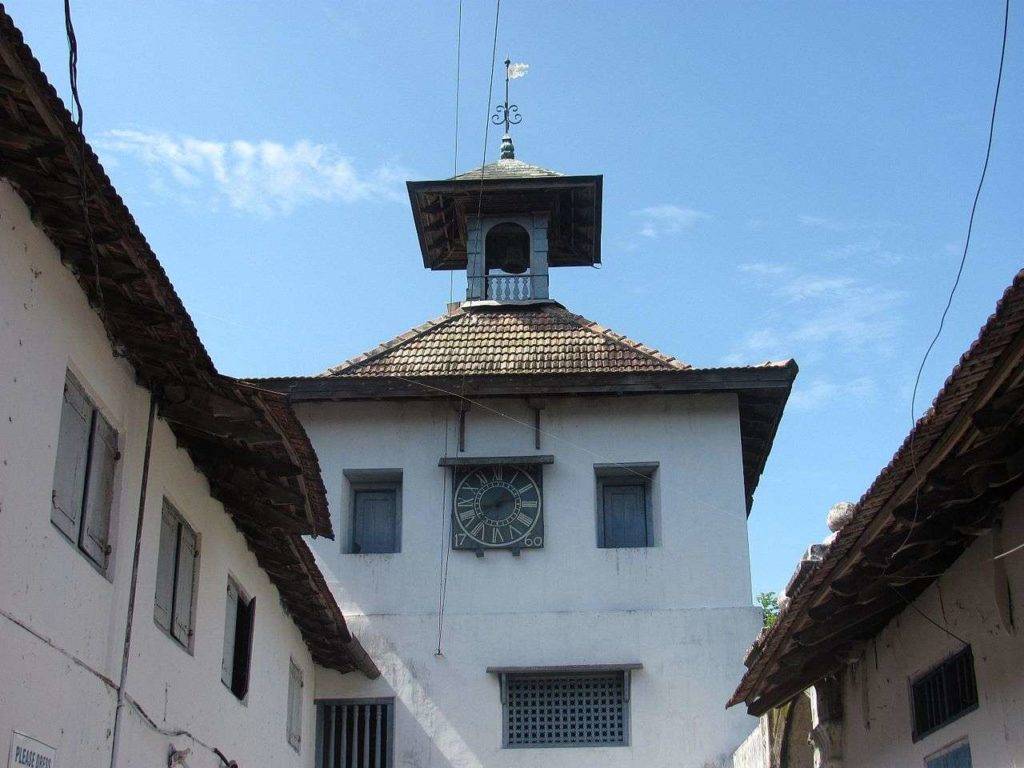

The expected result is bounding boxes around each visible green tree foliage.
[757,591,780,628]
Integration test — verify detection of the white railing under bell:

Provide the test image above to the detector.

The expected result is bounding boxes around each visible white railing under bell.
[486,274,533,301]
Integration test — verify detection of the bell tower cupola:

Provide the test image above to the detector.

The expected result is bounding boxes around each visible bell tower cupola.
[407,59,603,304]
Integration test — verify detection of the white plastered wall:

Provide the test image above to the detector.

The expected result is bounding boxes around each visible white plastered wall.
[300,384,762,766]
[839,487,1024,767]
[0,180,322,768]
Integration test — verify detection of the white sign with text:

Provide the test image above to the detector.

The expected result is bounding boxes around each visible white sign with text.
[7,732,55,768]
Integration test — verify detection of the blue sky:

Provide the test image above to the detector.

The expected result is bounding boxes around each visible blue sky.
[8,1,1021,598]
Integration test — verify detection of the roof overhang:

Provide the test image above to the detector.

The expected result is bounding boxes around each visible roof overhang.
[407,174,603,270]
[730,270,1024,716]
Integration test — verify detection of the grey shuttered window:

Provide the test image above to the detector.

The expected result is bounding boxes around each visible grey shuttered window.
[352,487,399,554]
[287,660,304,751]
[154,501,199,650]
[222,577,255,700]
[316,699,394,768]
[595,464,656,548]
[601,482,648,548]
[51,370,119,570]
[502,671,629,748]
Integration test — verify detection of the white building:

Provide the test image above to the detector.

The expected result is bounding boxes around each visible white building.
[0,12,375,768]
[259,120,798,766]
[730,270,1024,768]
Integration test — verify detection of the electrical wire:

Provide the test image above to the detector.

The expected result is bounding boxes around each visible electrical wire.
[0,607,236,767]
[876,0,1011,647]
[63,0,108,328]
[896,0,1010,562]
[448,0,462,307]
[434,0,503,657]
[473,0,502,228]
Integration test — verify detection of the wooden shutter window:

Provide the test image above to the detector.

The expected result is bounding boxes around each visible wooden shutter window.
[231,595,256,699]
[51,372,92,541]
[221,580,240,688]
[153,506,178,631]
[171,524,198,645]
[602,483,648,548]
[353,489,398,554]
[287,660,303,750]
[80,410,118,567]
[222,578,255,700]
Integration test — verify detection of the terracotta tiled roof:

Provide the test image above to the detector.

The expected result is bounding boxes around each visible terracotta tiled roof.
[323,303,690,378]
[452,158,564,181]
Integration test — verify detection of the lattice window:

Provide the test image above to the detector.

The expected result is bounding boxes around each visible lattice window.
[503,672,629,748]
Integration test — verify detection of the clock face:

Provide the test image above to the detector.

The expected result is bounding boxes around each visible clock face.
[452,465,543,550]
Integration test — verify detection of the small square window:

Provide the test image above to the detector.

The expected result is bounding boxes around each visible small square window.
[51,369,120,571]
[222,577,255,701]
[154,500,199,651]
[595,464,656,548]
[345,470,403,554]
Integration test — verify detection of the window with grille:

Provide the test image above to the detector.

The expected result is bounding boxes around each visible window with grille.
[502,671,630,748]
[317,700,393,768]
[911,647,978,741]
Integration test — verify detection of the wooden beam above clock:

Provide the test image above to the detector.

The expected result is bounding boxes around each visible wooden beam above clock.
[438,454,555,467]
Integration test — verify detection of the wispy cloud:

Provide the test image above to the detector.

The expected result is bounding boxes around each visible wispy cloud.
[789,376,878,411]
[96,129,405,216]
[631,204,707,238]
[726,260,903,408]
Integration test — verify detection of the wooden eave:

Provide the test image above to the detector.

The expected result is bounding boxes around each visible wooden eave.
[257,363,797,513]
[407,174,603,270]
[0,7,376,677]
[730,270,1024,716]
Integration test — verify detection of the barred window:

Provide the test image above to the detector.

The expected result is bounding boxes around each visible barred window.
[501,671,630,748]
[911,647,978,741]
[317,699,393,768]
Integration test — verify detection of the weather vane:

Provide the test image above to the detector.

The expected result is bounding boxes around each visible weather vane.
[492,57,528,159]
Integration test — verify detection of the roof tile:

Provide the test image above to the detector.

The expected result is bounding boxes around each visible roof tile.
[323,303,691,378]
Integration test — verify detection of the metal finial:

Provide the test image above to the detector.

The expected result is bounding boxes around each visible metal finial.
[492,57,522,159]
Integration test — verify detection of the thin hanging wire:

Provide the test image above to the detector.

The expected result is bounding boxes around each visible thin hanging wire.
[891,0,1010,569]
[876,0,1010,649]
[473,0,502,229]
[435,0,467,656]
[64,0,108,325]
[448,0,462,307]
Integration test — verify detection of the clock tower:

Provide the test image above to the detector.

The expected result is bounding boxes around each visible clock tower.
[407,62,602,304]
[267,57,796,768]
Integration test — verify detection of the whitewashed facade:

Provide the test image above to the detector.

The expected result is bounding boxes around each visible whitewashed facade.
[304,394,763,767]
[0,178,328,767]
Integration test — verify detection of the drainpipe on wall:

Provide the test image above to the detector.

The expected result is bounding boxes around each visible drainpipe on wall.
[108,388,158,768]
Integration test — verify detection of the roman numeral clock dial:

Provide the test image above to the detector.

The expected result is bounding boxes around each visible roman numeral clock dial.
[452,465,543,553]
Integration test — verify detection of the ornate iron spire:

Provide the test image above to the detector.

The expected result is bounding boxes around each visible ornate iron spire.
[492,57,524,160]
